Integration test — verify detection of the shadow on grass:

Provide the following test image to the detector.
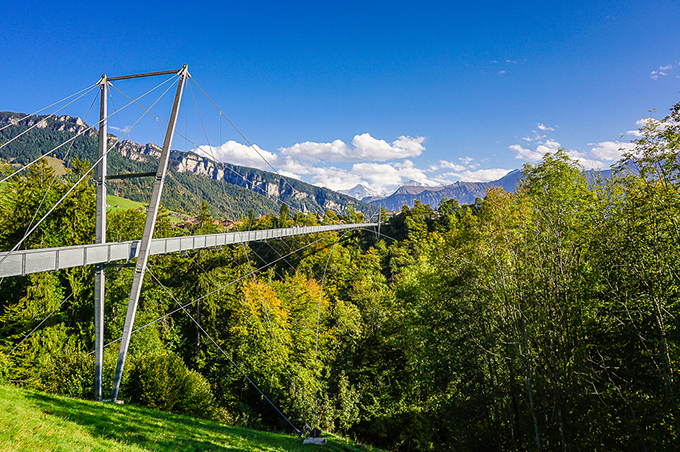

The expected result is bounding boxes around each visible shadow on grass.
[24,391,311,452]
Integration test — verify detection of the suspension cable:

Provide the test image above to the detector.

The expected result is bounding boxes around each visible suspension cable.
[0,84,98,146]
[146,268,301,433]
[187,74,322,215]
[313,229,353,429]
[22,90,99,238]
[8,292,74,356]
[0,76,180,270]
[95,231,347,352]
[187,79,296,389]
[0,73,179,186]
[110,81,307,217]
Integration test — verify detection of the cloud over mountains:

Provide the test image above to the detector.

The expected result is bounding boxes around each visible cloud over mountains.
[193,132,508,194]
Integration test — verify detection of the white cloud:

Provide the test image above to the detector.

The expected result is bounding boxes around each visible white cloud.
[438,160,466,171]
[279,133,425,163]
[498,70,506,75]
[441,168,512,182]
[589,141,635,162]
[309,166,364,191]
[351,160,430,191]
[510,139,561,162]
[523,132,547,142]
[651,64,675,79]
[195,141,281,169]
[110,125,131,133]
[537,123,555,131]
[276,139,350,163]
[564,150,605,169]
[193,141,314,180]
[510,144,541,161]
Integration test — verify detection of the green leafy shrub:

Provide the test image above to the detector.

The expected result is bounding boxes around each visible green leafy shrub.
[37,348,92,398]
[0,352,9,384]
[129,352,185,411]
[178,369,216,418]
[129,352,217,418]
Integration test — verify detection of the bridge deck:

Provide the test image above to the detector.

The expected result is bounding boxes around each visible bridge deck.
[0,223,377,278]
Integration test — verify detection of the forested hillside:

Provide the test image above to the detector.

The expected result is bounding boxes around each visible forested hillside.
[0,112,375,219]
[1,102,680,451]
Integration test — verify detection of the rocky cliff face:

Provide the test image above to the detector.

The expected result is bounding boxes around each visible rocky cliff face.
[112,139,372,215]
[0,111,370,215]
[0,112,97,137]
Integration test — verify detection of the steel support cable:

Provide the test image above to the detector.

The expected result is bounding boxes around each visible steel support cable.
[187,75,324,216]
[112,81,308,218]
[8,292,74,356]
[0,77,180,270]
[146,268,301,434]
[0,73,180,186]
[0,84,99,132]
[94,231,346,352]
[111,85,252,201]
[0,84,99,145]
[22,90,99,237]
[187,81,295,389]
[312,230,352,430]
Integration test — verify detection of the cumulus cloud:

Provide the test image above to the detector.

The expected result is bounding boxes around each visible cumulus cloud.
[351,160,431,191]
[589,141,635,162]
[510,139,561,162]
[279,133,425,163]
[448,168,512,182]
[564,150,605,169]
[430,159,466,171]
[537,123,555,131]
[195,141,282,170]
[459,156,474,164]
[276,139,350,163]
[308,166,364,191]
[193,141,311,180]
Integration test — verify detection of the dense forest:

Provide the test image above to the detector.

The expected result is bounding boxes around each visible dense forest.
[1,102,680,451]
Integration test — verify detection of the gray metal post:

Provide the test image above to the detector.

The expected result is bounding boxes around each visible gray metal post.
[110,65,188,401]
[94,75,108,401]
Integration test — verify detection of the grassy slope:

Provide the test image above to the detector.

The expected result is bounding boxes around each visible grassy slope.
[0,385,381,452]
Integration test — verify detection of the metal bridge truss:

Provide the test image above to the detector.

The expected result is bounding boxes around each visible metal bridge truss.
[0,223,376,278]
[4,65,377,404]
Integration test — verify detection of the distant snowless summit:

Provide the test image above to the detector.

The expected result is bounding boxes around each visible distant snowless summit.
[364,170,523,211]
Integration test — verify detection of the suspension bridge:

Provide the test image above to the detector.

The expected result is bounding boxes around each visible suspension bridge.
[0,64,379,437]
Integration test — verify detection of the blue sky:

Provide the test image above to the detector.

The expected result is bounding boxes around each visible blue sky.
[2,0,679,195]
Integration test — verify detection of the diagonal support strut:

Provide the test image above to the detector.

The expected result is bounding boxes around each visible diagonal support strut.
[110,65,189,401]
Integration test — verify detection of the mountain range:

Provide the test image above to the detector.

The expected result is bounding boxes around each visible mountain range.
[3,111,609,216]
[362,170,523,211]
[0,112,378,219]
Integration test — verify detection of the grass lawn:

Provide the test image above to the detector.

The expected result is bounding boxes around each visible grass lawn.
[0,385,381,452]
[107,195,185,224]
[106,195,146,211]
